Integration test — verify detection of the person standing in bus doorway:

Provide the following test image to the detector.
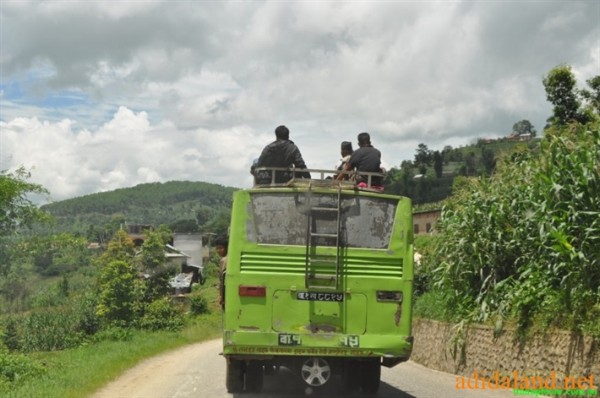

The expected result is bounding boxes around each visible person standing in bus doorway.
[251,125,311,184]
[334,141,353,180]
[335,132,384,189]
[215,237,228,310]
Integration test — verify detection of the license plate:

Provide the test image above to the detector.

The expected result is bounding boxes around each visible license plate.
[296,292,344,302]
[279,334,301,346]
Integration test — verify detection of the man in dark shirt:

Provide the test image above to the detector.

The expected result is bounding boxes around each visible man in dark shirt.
[336,132,383,187]
[252,125,311,184]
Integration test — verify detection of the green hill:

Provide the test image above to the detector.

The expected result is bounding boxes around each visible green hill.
[39,138,540,237]
[40,180,238,239]
[384,137,541,204]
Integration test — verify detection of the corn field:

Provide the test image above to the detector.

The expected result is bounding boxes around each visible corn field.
[427,121,600,336]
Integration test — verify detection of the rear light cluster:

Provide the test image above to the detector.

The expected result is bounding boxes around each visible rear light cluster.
[238,285,266,297]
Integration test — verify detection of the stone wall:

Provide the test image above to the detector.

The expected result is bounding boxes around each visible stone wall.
[411,318,599,385]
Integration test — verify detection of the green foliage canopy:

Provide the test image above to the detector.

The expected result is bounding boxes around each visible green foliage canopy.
[0,167,49,236]
[97,260,137,325]
[543,65,585,126]
[512,120,537,137]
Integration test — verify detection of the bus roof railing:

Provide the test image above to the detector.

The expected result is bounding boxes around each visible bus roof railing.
[251,167,386,192]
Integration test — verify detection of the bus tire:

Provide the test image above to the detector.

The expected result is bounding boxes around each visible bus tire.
[342,360,360,393]
[245,361,264,393]
[360,360,381,394]
[225,359,244,393]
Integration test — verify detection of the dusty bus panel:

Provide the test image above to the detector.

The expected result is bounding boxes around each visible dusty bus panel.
[223,170,413,394]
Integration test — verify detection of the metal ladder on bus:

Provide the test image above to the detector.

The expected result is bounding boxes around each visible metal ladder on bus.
[304,184,342,290]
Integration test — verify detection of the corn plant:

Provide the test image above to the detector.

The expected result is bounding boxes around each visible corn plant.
[430,121,600,335]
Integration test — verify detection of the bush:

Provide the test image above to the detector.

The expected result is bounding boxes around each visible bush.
[92,326,133,342]
[21,309,84,352]
[138,298,184,331]
[189,294,209,315]
[1,317,20,352]
[413,290,449,321]
[0,351,46,383]
[76,293,101,336]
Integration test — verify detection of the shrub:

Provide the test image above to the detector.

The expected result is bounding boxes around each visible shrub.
[1,317,20,352]
[76,293,101,336]
[92,326,133,342]
[138,298,184,331]
[189,294,209,315]
[0,351,46,383]
[21,309,84,352]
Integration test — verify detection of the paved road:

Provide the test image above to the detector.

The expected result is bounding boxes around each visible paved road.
[91,339,522,398]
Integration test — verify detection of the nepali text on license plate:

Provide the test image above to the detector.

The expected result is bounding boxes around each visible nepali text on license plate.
[296,292,344,302]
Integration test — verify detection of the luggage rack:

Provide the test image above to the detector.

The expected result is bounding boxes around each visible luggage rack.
[251,167,386,192]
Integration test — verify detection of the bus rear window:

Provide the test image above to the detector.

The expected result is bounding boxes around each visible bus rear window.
[248,192,397,249]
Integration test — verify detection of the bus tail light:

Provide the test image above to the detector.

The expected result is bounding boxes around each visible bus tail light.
[239,285,266,297]
[376,291,403,303]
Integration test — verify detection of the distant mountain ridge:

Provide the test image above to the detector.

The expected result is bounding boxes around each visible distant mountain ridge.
[41,180,239,236]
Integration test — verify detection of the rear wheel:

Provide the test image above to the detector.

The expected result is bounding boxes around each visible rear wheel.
[342,360,361,393]
[360,360,381,394]
[245,361,264,393]
[225,359,244,393]
[300,357,332,387]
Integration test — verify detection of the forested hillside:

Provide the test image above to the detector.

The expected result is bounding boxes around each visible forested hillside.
[384,137,540,204]
[40,181,238,240]
[39,137,538,237]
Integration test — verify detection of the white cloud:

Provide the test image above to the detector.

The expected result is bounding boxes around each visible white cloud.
[1,0,598,201]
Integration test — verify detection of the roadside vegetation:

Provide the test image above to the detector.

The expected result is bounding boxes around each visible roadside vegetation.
[1,268,222,398]
[0,64,597,397]
[414,65,600,339]
[2,311,221,398]
[0,186,224,397]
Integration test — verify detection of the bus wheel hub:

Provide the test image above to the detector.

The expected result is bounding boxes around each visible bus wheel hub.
[301,357,331,386]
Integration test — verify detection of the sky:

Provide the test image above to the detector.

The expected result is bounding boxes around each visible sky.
[1,0,599,203]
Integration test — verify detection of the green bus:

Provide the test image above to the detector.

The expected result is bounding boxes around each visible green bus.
[222,169,414,394]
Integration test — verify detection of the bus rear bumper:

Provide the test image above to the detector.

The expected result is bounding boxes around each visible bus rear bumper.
[223,330,413,366]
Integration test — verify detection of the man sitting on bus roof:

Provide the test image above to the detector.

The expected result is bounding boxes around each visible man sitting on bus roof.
[335,132,384,190]
[251,125,311,184]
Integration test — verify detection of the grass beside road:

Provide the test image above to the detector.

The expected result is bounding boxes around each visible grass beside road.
[3,277,224,398]
[5,312,222,398]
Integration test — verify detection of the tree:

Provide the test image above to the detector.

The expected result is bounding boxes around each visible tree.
[512,120,537,138]
[96,260,136,325]
[170,219,199,233]
[442,146,453,164]
[414,143,432,167]
[581,75,600,115]
[0,167,49,236]
[139,230,165,271]
[0,168,50,277]
[203,209,231,237]
[482,148,496,175]
[153,224,173,246]
[138,227,173,303]
[433,151,443,178]
[97,229,135,266]
[464,152,477,176]
[543,65,584,126]
[196,206,215,227]
[29,233,91,276]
